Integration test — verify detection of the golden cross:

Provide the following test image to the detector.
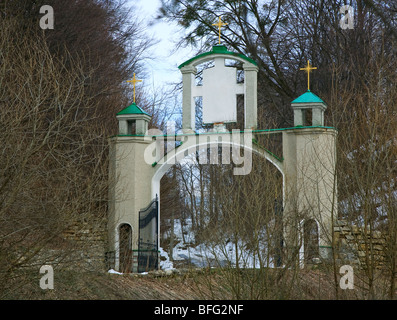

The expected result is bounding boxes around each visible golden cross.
[126,73,142,103]
[300,60,317,91]
[212,16,228,45]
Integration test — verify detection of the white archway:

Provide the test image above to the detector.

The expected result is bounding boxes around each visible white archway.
[151,137,284,197]
[150,136,285,251]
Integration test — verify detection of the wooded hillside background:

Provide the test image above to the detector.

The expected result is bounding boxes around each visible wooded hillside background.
[0,0,395,299]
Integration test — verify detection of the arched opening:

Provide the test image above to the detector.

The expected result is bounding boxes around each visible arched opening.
[118,223,132,273]
[153,138,284,268]
[303,219,319,264]
[151,135,284,200]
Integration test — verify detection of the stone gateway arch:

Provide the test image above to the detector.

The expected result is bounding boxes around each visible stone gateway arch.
[107,46,337,273]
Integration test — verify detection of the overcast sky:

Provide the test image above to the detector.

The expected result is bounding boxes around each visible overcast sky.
[132,0,194,94]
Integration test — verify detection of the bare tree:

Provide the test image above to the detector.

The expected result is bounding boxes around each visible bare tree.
[331,50,397,299]
[0,18,111,298]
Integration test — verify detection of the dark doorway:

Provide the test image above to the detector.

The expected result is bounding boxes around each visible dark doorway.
[119,223,132,273]
[304,219,319,263]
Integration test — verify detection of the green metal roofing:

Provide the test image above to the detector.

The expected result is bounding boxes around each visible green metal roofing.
[117,102,151,116]
[178,45,257,69]
[292,90,325,104]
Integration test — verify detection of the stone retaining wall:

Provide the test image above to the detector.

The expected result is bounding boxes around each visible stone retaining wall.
[334,220,387,269]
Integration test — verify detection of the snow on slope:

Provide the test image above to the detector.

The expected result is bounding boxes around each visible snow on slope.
[160,219,273,271]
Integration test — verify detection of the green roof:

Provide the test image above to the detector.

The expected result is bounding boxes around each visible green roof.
[117,102,151,116]
[292,90,325,104]
[178,45,257,69]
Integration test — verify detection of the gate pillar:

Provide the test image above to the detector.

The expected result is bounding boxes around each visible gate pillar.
[108,102,155,272]
[282,91,337,266]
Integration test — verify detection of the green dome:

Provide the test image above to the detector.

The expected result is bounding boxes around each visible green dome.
[178,45,257,69]
[117,102,150,116]
[292,90,325,104]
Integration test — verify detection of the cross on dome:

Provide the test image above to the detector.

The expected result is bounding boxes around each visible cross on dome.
[126,73,142,103]
[212,16,228,45]
[300,60,317,91]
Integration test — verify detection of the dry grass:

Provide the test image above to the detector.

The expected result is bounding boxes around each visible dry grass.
[2,266,395,300]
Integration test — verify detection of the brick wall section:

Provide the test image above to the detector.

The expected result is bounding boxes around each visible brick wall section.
[334,220,387,269]
[62,219,108,271]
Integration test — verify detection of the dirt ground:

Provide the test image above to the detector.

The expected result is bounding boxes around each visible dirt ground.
[2,267,395,300]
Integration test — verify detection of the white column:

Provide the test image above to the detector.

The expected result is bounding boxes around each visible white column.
[180,65,197,132]
[118,120,128,135]
[243,63,258,129]
[293,109,305,126]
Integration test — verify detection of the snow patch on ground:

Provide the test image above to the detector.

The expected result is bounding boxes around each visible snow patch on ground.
[108,218,275,273]
[159,246,174,270]
[108,269,123,275]
[160,218,273,271]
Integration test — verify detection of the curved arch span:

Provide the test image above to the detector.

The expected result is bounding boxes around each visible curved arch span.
[151,137,284,207]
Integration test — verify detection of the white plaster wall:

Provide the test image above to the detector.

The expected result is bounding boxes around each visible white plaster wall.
[282,128,337,261]
[201,58,243,124]
[108,136,155,271]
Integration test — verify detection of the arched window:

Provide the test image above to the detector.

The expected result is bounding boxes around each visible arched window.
[119,224,132,273]
[304,219,319,263]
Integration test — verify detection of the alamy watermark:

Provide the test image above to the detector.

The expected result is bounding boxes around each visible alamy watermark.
[39,265,54,290]
[39,5,54,30]
[339,265,354,290]
[340,5,354,30]
[39,5,353,31]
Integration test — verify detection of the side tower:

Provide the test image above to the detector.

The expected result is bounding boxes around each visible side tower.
[283,90,338,266]
[108,101,155,273]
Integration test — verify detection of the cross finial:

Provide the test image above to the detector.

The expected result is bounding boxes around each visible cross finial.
[212,16,228,45]
[126,73,142,103]
[300,60,317,91]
